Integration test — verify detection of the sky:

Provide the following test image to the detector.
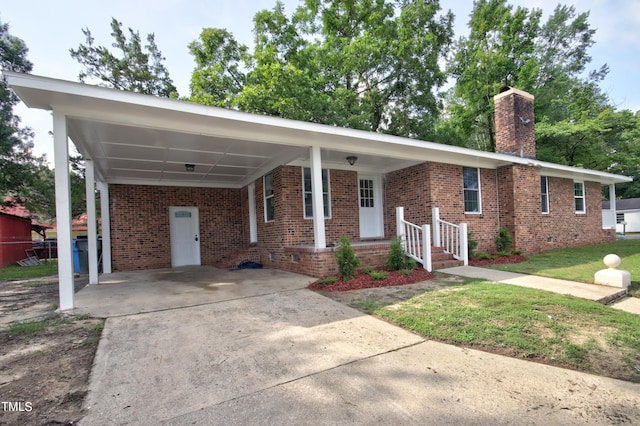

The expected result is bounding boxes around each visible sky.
[2,0,639,163]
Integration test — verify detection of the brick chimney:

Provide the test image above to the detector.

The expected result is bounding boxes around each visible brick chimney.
[494,86,536,159]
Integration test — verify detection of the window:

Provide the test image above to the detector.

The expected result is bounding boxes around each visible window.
[540,176,549,214]
[264,173,274,222]
[303,167,330,218]
[574,181,585,213]
[360,179,374,208]
[463,167,481,213]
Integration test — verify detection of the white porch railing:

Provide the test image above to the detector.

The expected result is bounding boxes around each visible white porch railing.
[396,207,432,272]
[432,207,469,266]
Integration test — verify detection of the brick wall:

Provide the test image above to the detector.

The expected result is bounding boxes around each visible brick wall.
[109,184,244,271]
[494,87,536,159]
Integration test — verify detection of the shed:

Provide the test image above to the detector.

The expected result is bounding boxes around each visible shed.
[0,212,33,267]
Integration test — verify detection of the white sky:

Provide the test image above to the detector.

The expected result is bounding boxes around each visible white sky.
[2,0,639,163]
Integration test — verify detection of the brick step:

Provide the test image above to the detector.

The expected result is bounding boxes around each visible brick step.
[432,259,464,270]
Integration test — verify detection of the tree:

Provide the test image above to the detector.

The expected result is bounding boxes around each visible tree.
[0,19,38,204]
[70,17,177,97]
[188,0,454,139]
[446,0,541,151]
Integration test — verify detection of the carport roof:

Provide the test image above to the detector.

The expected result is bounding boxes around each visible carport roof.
[5,71,632,188]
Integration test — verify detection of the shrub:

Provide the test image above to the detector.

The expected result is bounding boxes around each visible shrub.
[368,270,388,281]
[468,231,479,257]
[495,227,512,253]
[318,276,337,285]
[475,251,493,260]
[387,237,412,271]
[335,235,360,281]
[400,268,414,276]
[361,265,375,274]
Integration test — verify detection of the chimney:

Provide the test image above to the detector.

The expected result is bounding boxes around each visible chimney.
[494,86,536,159]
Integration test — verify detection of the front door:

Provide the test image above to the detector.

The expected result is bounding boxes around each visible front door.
[358,175,384,238]
[169,206,201,267]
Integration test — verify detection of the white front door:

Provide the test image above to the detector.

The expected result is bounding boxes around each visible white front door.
[169,206,201,267]
[358,175,384,238]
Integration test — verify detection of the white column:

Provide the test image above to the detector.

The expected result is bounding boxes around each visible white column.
[53,110,74,311]
[85,160,98,284]
[98,182,112,274]
[310,146,326,249]
[608,184,617,231]
[248,182,257,243]
[432,207,441,247]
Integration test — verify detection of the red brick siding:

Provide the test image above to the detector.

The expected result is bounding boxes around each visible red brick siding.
[109,184,244,271]
[384,163,431,238]
[494,89,536,159]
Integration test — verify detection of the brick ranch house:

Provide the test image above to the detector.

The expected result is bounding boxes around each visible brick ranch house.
[4,72,631,311]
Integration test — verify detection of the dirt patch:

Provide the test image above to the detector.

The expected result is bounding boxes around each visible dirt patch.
[469,254,528,266]
[0,276,103,425]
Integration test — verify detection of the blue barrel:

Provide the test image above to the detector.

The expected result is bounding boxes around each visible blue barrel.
[73,239,80,273]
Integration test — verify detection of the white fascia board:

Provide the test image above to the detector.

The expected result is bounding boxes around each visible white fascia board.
[6,72,633,185]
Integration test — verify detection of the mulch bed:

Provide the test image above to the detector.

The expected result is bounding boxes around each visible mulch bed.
[308,268,434,292]
[309,254,528,292]
[468,254,528,266]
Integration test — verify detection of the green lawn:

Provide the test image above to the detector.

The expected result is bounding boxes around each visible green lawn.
[490,239,640,297]
[375,280,640,382]
[0,261,58,281]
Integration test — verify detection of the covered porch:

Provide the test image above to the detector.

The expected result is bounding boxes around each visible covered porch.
[5,72,629,310]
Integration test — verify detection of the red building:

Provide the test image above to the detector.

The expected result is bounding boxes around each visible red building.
[0,212,32,267]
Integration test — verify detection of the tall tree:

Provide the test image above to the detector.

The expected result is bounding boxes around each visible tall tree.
[188,0,453,139]
[0,19,38,204]
[447,0,541,151]
[70,17,178,97]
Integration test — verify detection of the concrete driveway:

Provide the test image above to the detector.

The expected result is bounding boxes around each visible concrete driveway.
[78,267,640,425]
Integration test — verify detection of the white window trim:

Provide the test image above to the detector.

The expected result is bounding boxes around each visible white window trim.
[264,173,275,223]
[302,167,331,219]
[574,181,586,214]
[541,176,550,214]
[463,167,482,214]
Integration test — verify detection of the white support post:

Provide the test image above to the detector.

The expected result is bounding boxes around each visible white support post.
[460,223,469,266]
[248,182,257,243]
[432,207,441,247]
[98,182,112,274]
[422,224,432,272]
[85,160,98,284]
[608,184,617,232]
[396,207,405,249]
[310,146,326,249]
[53,110,74,311]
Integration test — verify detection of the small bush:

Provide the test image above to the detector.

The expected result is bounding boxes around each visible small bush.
[475,251,493,260]
[406,257,417,270]
[361,265,375,274]
[368,270,388,281]
[318,276,337,285]
[468,231,479,257]
[512,249,523,255]
[400,268,414,276]
[387,237,412,271]
[495,227,512,253]
[335,235,361,281]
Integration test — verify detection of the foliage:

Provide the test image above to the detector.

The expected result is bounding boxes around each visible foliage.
[495,227,512,253]
[361,265,375,275]
[367,270,388,281]
[0,261,58,281]
[399,268,414,276]
[474,251,493,261]
[188,0,453,139]
[318,276,337,285]
[8,319,48,336]
[387,237,413,271]
[0,19,44,205]
[335,235,360,281]
[70,17,177,97]
[467,231,479,257]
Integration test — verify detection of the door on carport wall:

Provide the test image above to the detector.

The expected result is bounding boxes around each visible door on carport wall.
[169,206,201,267]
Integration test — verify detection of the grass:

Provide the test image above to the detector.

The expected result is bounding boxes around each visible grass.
[5,313,96,336]
[0,261,58,281]
[376,280,640,382]
[488,239,640,296]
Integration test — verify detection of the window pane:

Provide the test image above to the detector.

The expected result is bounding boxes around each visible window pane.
[541,176,549,213]
[575,197,584,212]
[464,190,479,212]
[574,182,584,197]
[266,197,275,221]
[265,173,274,196]
[304,193,313,218]
[463,167,479,190]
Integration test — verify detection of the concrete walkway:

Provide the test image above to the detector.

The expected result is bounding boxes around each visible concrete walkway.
[77,267,640,425]
[439,266,638,314]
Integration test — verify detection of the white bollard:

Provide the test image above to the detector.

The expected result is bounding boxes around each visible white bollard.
[594,254,631,289]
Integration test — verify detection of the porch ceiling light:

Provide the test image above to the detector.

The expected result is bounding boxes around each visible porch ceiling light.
[346,156,358,166]
[185,164,195,172]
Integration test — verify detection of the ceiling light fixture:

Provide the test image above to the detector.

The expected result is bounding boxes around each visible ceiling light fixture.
[185,164,195,172]
[346,156,358,166]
